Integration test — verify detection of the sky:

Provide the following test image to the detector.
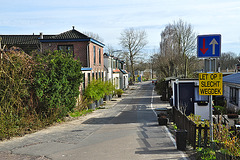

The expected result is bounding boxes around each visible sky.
[1,0,240,57]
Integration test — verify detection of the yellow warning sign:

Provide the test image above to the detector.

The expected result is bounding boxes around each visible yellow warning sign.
[199,73,223,95]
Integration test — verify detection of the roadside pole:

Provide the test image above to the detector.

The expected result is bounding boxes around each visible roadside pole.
[209,93,213,141]
[197,34,222,143]
[209,58,213,142]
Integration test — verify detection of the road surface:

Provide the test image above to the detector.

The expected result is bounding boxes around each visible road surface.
[0,81,189,160]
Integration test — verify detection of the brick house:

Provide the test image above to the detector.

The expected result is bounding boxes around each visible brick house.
[39,27,105,90]
[0,27,105,91]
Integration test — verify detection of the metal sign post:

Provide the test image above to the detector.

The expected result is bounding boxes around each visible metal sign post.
[197,34,222,143]
[209,58,213,142]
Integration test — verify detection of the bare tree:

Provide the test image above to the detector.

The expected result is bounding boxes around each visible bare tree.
[159,19,196,78]
[83,31,104,42]
[173,19,196,77]
[119,28,147,81]
[217,52,238,71]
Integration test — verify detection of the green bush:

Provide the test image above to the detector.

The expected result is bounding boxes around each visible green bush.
[84,80,115,105]
[214,105,226,114]
[104,81,115,95]
[116,89,124,95]
[84,80,102,103]
[197,148,216,160]
[0,49,83,140]
[33,50,83,119]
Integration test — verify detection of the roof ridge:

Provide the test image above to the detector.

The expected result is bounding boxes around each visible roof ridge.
[0,35,40,45]
[48,28,90,40]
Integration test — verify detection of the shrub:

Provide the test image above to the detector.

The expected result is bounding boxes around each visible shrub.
[116,89,124,95]
[104,80,114,96]
[0,49,83,140]
[84,79,109,104]
[84,80,101,103]
[197,148,216,160]
[33,50,83,119]
[214,105,226,114]
[0,47,35,139]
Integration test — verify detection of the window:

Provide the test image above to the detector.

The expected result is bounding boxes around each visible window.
[83,73,86,90]
[99,48,101,65]
[99,72,101,79]
[93,46,96,65]
[230,87,239,105]
[102,72,104,81]
[92,72,94,80]
[88,73,90,84]
[58,45,74,56]
[113,60,116,69]
[96,72,98,79]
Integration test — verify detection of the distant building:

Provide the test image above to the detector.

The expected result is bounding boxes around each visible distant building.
[104,53,128,90]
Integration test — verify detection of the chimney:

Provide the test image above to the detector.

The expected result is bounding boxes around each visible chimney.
[40,32,43,39]
[72,26,75,30]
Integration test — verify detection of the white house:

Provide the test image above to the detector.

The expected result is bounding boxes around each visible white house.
[103,53,113,81]
[223,73,240,112]
[103,53,128,90]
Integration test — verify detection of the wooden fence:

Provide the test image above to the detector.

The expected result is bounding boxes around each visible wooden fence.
[172,107,210,149]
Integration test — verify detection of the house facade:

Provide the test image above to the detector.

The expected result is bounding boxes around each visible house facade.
[1,27,131,92]
[103,53,128,90]
[39,27,105,90]
[104,53,113,81]
[1,27,105,91]
[223,73,240,112]
[119,60,128,90]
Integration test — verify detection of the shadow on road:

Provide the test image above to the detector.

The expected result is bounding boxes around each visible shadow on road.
[82,105,157,125]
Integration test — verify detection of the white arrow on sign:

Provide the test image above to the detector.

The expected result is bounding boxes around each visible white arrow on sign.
[209,38,218,55]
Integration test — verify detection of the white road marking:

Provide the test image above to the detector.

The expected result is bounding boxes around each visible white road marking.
[115,105,128,117]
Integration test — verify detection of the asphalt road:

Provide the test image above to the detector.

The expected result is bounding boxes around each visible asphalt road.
[0,81,189,160]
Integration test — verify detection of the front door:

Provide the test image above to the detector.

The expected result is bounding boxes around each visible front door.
[174,82,194,115]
